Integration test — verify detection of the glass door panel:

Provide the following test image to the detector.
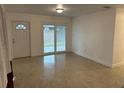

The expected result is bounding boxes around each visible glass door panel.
[43,25,55,53]
[56,26,66,52]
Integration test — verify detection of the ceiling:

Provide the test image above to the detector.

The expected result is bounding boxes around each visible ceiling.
[4,4,124,17]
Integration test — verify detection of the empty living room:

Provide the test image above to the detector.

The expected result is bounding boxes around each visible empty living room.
[1,0,124,92]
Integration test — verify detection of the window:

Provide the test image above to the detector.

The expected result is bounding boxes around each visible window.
[16,24,27,30]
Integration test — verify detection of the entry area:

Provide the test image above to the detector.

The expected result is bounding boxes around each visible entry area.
[43,25,66,54]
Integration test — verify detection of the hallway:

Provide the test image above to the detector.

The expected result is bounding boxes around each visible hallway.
[13,53,124,88]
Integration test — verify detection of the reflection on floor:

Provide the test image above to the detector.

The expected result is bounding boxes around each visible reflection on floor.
[13,53,124,88]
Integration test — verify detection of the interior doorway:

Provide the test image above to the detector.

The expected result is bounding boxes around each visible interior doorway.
[43,24,66,54]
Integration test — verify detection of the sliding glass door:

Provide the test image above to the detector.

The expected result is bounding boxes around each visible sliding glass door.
[43,25,55,53]
[43,24,66,54]
[56,26,66,52]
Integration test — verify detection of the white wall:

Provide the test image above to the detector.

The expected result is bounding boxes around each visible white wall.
[113,8,124,67]
[0,5,10,88]
[72,9,116,67]
[6,13,72,59]
[6,9,124,68]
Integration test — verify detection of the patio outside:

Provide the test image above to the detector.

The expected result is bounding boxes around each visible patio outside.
[43,25,66,53]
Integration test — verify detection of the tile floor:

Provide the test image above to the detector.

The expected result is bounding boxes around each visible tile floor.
[13,53,124,88]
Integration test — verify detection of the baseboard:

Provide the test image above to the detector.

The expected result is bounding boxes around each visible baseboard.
[72,51,112,68]
[112,62,124,68]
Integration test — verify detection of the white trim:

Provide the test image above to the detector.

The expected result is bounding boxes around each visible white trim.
[112,62,124,68]
[72,51,113,68]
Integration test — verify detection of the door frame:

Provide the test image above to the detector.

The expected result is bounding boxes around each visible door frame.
[11,20,31,58]
[42,23,67,55]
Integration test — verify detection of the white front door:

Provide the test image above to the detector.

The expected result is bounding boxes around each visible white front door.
[12,22,30,58]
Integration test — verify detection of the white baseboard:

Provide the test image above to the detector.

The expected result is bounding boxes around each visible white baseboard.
[112,62,124,68]
[71,51,112,68]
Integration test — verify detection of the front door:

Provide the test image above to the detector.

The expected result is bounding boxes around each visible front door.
[12,22,30,58]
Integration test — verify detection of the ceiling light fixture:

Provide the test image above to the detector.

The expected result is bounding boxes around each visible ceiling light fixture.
[56,8,64,13]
